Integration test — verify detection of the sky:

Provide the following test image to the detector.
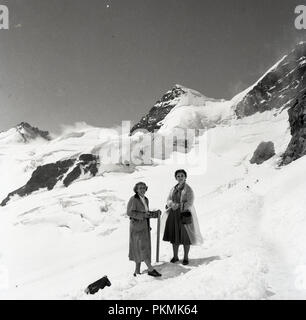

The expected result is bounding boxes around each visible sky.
[0,0,305,133]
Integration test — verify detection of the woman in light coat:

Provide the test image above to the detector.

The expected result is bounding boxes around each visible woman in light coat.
[127,182,162,277]
[162,170,203,265]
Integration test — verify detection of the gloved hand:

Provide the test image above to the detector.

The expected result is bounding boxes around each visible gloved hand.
[148,210,161,218]
[171,203,180,210]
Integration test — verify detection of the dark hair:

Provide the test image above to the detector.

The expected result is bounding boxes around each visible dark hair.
[133,182,148,194]
[175,169,187,178]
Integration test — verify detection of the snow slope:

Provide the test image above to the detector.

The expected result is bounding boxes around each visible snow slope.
[2,106,306,300]
[157,99,233,135]
[157,85,233,133]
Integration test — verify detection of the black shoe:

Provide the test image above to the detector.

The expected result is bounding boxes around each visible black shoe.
[148,269,162,277]
[170,257,179,263]
[182,259,189,265]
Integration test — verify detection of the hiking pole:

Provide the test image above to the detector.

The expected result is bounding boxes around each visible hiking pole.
[156,211,161,263]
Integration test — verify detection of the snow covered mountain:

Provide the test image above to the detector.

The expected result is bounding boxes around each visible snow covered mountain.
[1,43,306,300]
[130,84,231,134]
[0,122,51,144]
[235,41,306,117]
[131,42,306,136]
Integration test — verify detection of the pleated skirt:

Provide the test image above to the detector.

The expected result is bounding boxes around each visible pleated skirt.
[163,208,191,245]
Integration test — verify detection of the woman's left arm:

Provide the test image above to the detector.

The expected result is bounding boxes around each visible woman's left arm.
[183,186,194,211]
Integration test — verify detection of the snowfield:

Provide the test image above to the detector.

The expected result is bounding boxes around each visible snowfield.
[1,106,306,300]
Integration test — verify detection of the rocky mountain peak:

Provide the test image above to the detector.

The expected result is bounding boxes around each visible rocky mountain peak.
[15,122,51,142]
[234,42,306,118]
[130,84,218,134]
[16,122,51,142]
[0,122,51,144]
[154,84,187,108]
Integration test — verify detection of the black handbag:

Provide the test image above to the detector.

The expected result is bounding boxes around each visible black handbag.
[181,210,192,225]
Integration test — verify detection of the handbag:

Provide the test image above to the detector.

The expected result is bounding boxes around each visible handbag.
[180,210,192,225]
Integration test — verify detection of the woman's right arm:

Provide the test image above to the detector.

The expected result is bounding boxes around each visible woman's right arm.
[127,197,145,220]
[166,189,173,209]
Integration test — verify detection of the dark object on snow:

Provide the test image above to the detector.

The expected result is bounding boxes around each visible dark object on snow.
[282,92,306,165]
[1,154,99,206]
[250,141,275,165]
[85,276,111,295]
[148,269,162,277]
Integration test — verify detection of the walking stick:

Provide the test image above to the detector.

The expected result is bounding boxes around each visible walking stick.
[156,211,161,263]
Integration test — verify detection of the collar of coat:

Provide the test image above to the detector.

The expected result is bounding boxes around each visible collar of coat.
[134,193,149,203]
[172,182,192,195]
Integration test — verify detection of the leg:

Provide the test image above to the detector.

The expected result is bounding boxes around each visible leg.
[183,245,190,261]
[134,262,141,274]
[172,244,179,259]
[144,259,154,272]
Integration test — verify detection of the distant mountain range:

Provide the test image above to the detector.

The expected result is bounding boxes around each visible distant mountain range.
[2,42,306,166]
[131,42,306,136]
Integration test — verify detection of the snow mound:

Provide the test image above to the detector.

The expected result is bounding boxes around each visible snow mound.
[158,100,234,134]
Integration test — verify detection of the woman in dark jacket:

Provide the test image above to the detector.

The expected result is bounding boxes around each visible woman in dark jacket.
[127,182,161,277]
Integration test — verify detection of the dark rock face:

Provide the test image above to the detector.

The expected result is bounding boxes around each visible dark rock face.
[235,42,306,118]
[250,141,275,165]
[281,92,306,165]
[1,154,98,206]
[130,85,186,134]
[63,154,98,187]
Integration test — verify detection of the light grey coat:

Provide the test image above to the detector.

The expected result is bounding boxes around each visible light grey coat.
[127,194,151,263]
